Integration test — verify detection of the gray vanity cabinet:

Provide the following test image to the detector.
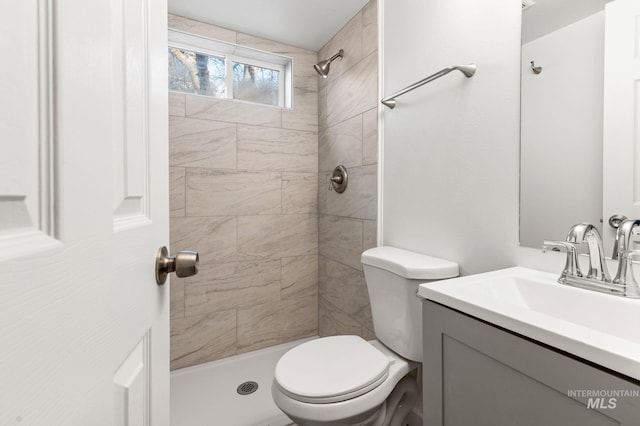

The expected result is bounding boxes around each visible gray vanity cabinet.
[423,301,640,426]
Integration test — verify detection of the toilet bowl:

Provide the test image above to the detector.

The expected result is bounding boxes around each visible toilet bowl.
[271,337,417,426]
[272,246,459,426]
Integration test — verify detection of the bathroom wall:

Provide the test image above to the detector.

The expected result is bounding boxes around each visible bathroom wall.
[316,0,379,338]
[380,0,521,275]
[168,14,319,370]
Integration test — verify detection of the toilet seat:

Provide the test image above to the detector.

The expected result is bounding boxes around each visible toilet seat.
[274,336,390,404]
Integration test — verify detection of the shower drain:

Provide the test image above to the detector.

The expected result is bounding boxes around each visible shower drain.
[236,381,259,395]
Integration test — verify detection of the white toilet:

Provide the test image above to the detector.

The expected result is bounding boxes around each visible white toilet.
[271,246,459,426]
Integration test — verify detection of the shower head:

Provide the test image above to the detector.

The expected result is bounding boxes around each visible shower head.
[314,49,344,78]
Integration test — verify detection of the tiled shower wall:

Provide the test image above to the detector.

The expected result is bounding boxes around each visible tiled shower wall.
[317,0,379,338]
[168,14,319,370]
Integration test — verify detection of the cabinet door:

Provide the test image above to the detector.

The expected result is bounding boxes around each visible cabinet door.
[423,301,640,426]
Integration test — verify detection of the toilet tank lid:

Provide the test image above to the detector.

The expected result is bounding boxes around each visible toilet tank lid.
[361,246,459,279]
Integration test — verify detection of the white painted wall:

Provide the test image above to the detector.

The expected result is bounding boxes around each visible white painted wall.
[520,12,604,248]
[380,0,523,275]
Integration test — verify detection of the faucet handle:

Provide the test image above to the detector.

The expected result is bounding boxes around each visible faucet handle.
[612,219,640,259]
[542,240,571,252]
[542,240,582,279]
[618,250,640,297]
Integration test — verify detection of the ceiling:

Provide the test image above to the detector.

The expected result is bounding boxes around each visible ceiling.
[522,0,613,43]
[167,0,371,51]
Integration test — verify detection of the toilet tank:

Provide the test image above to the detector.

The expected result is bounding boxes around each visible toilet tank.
[361,247,459,362]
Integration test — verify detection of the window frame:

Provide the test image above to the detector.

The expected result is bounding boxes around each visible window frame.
[168,29,292,109]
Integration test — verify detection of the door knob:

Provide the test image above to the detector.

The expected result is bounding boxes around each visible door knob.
[155,246,199,285]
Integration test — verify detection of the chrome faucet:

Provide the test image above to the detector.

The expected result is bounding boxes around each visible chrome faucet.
[566,223,610,282]
[611,219,640,286]
[542,240,580,281]
[543,221,640,298]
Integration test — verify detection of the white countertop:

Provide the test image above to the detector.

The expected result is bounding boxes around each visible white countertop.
[419,267,640,381]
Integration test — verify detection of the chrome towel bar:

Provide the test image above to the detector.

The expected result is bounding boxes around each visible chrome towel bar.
[380,63,476,109]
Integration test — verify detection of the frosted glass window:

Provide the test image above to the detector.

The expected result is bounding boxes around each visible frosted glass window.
[168,29,292,108]
[168,48,226,98]
[232,62,280,107]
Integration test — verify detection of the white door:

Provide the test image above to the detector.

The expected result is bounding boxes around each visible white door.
[0,1,172,425]
[603,0,640,247]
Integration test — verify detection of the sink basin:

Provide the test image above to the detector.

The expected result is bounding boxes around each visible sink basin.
[418,267,640,380]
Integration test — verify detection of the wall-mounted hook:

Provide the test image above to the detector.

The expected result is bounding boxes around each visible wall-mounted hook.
[530,61,542,74]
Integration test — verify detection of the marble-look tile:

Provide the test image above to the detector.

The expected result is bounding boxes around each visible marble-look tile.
[186,168,282,216]
[362,326,377,341]
[237,125,317,173]
[170,279,184,319]
[280,295,318,342]
[282,77,318,133]
[236,302,282,353]
[318,255,328,297]
[238,215,318,259]
[324,258,372,326]
[236,32,314,58]
[170,309,237,370]
[319,297,362,337]
[169,117,236,169]
[236,295,318,353]
[282,173,317,214]
[169,92,186,117]
[281,255,318,299]
[363,220,377,251]
[324,52,378,129]
[166,13,383,366]
[186,95,282,128]
[318,12,363,90]
[318,172,329,215]
[318,172,344,214]
[362,0,378,58]
[170,216,237,263]
[292,52,321,78]
[282,106,318,134]
[236,32,318,78]
[168,14,236,44]
[324,164,377,220]
[362,108,378,165]
[318,87,328,130]
[319,215,363,270]
[360,316,375,335]
[184,259,281,317]
[169,167,185,217]
[318,115,363,172]
[292,76,318,114]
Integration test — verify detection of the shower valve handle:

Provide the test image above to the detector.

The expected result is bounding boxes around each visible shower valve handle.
[328,175,343,190]
[328,165,348,193]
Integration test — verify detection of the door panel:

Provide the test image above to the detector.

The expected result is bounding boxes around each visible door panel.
[113,0,152,229]
[0,0,169,424]
[0,0,58,259]
[114,333,151,426]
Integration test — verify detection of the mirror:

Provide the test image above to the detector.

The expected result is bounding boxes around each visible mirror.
[519,0,613,248]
